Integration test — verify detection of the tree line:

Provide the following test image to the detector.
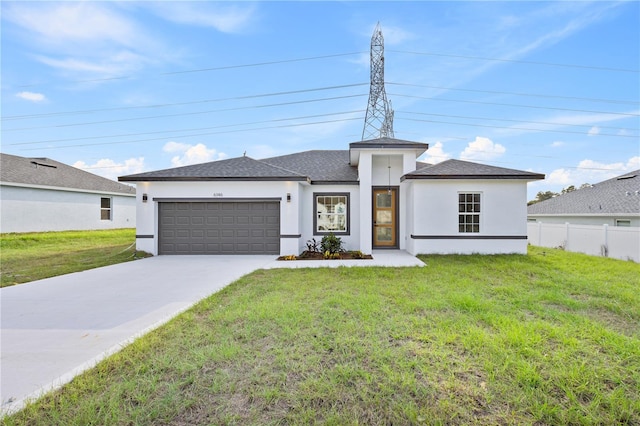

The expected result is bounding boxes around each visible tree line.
[528,183,591,206]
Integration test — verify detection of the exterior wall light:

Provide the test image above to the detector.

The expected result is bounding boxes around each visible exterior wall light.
[142,193,148,203]
[287,193,291,202]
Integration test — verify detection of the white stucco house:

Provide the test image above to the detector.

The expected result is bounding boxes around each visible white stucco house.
[0,153,136,233]
[119,137,544,256]
[528,170,640,227]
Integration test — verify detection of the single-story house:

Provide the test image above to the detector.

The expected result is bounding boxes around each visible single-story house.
[528,170,640,227]
[119,137,544,256]
[0,153,136,233]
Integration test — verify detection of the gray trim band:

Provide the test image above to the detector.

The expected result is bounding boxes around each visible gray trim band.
[411,235,527,240]
[136,235,154,239]
[280,234,302,238]
[153,197,281,202]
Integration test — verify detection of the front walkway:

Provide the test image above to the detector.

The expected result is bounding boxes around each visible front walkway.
[1,250,423,416]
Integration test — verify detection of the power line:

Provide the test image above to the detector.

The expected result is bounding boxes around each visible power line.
[397,110,638,133]
[387,82,638,105]
[389,49,640,73]
[162,52,366,75]
[397,115,637,138]
[18,117,364,151]
[390,93,640,117]
[10,110,365,146]
[3,83,368,121]
[17,52,367,88]
[4,94,368,132]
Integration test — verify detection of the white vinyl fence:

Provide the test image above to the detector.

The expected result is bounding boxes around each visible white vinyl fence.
[527,222,640,262]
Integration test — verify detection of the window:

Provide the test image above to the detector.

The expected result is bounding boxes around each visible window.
[100,197,112,220]
[314,193,349,235]
[458,193,480,233]
[615,219,631,227]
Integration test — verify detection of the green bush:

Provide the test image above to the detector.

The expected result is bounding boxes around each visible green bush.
[320,233,344,255]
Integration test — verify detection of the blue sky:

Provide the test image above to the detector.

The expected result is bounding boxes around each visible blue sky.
[2,1,638,199]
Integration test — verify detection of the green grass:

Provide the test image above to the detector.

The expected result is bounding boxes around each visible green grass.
[5,247,640,425]
[0,229,145,287]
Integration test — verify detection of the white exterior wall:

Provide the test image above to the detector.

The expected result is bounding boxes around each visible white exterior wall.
[358,152,373,254]
[299,184,360,253]
[131,180,302,256]
[0,184,135,233]
[407,179,529,255]
[527,214,640,227]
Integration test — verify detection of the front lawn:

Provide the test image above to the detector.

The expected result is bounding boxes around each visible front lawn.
[5,247,639,425]
[0,229,143,287]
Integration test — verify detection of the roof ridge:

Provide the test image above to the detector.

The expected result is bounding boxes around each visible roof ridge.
[252,157,308,177]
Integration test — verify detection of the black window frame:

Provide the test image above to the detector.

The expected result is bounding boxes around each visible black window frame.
[313,192,350,236]
[100,197,112,221]
[458,192,481,233]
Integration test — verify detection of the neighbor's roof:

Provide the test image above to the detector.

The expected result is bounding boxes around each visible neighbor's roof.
[1,153,135,195]
[402,159,545,181]
[119,156,310,182]
[528,170,640,216]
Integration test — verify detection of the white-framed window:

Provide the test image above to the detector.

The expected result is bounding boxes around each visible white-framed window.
[615,219,631,227]
[458,193,480,233]
[314,193,349,235]
[100,197,112,221]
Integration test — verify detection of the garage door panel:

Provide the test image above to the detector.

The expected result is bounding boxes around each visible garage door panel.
[159,201,280,254]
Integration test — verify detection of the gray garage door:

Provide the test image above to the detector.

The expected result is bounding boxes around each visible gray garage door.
[158,201,280,255]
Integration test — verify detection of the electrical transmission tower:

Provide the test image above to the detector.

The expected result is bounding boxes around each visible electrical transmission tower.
[362,22,395,140]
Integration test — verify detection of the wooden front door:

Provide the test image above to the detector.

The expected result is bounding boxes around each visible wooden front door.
[373,188,397,248]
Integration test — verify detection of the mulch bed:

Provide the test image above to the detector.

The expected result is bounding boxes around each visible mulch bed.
[277,251,373,261]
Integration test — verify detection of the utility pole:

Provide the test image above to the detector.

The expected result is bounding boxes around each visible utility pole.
[362,22,394,140]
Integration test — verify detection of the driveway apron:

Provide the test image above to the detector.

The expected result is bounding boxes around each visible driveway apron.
[1,255,274,415]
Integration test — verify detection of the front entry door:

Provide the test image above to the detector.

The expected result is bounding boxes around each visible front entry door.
[373,188,397,248]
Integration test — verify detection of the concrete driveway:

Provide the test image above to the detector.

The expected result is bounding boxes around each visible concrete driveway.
[1,255,274,415]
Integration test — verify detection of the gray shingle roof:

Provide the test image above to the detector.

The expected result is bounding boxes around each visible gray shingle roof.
[349,137,429,150]
[119,156,309,182]
[528,170,640,215]
[402,159,545,180]
[262,150,357,183]
[1,153,136,195]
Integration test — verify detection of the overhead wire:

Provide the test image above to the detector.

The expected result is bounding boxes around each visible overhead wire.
[388,49,640,73]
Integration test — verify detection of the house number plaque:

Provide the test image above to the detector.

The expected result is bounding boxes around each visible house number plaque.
[212,193,224,197]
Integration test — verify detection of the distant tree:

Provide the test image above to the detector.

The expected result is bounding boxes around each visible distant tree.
[561,185,576,194]
[528,190,558,205]
[579,183,592,189]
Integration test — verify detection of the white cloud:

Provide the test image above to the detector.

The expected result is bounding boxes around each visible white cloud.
[35,50,148,77]
[4,2,163,79]
[550,141,564,148]
[146,3,257,33]
[460,136,506,161]
[423,141,451,164]
[4,3,139,48]
[545,156,640,187]
[73,157,145,181]
[163,142,227,167]
[16,91,46,102]
[587,126,600,136]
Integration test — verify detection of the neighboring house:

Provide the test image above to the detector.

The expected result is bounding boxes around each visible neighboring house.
[528,170,640,227]
[119,137,544,256]
[1,153,136,233]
